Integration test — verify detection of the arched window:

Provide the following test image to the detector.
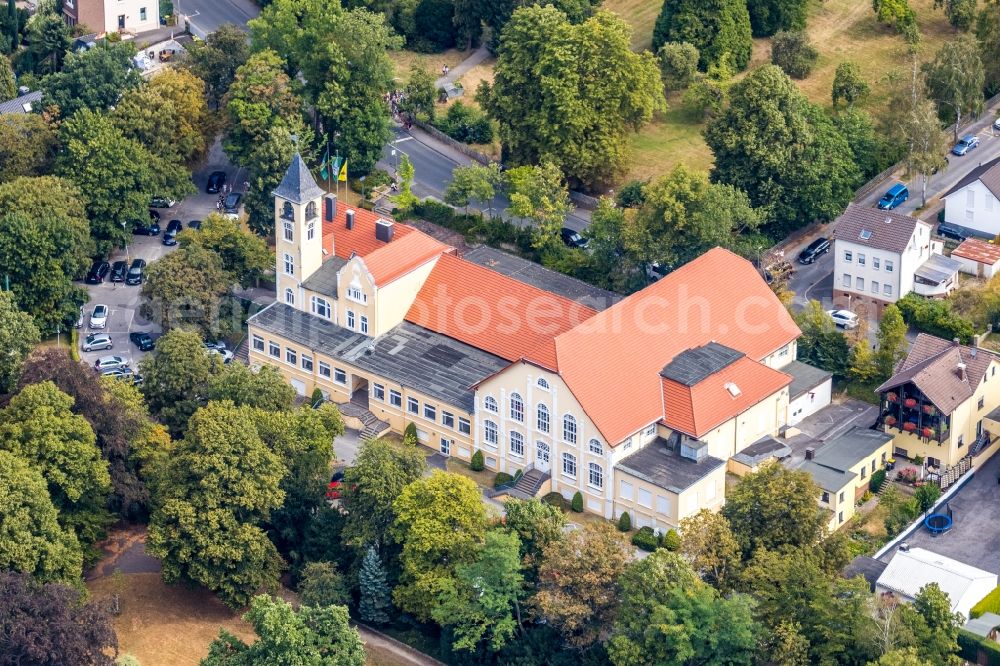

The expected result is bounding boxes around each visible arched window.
[281,201,294,220]
[283,220,293,242]
[305,201,317,219]
[484,420,498,447]
[484,395,498,413]
[562,453,576,478]
[537,377,550,390]
[510,431,524,457]
[563,415,577,444]
[536,404,550,433]
[589,438,603,455]
[588,462,603,489]
[510,393,524,422]
[284,288,294,305]
[311,296,331,319]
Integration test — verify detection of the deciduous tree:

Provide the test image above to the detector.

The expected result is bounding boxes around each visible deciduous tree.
[140,329,221,436]
[0,113,57,181]
[502,498,565,580]
[207,364,296,412]
[904,583,964,664]
[923,35,986,141]
[833,61,871,108]
[904,99,950,207]
[0,291,38,393]
[977,2,1000,94]
[298,561,349,608]
[876,304,908,380]
[771,29,818,79]
[504,162,573,248]
[872,0,920,43]
[179,214,272,287]
[444,163,502,216]
[401,63,437,120]
[657,41,699,91]
[652,0,753,70]
[142,244,235,338]
[23,11,69,74]
[746,0,809,36]
[934,0,977,31]
[679,509,742,591]
[41,42,141,117]
[186,23,250,106]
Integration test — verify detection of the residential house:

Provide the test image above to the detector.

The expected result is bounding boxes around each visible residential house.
[62,0,159,35]
[877,334,1000,469]
[951,238,1000,279]
[0,90,41,115]
[833,204,955,318]
[877,546,997,619]
[794,427,894,530]
[942,156,1000,238]
[249,155,831,529]
[965,612,1000,642]
[784,360,833,426]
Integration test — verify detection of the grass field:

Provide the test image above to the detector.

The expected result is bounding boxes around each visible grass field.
[389,48,467,82]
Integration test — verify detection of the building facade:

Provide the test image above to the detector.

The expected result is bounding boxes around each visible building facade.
[942,156,1000,238]
[63,0,159,35]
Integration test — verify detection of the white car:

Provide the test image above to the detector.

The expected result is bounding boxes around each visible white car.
[89,304,108,329]
[94,355,129,372]
[82,333,113,352]
[994,117,1000,131]
[207,348,235,364]
[827,309,859,330]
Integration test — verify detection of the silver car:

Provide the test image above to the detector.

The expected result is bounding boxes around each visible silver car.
[826,309,859,330]
[94,355,129,372]
[82,333,113,352]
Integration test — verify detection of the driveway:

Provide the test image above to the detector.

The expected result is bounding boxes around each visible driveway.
[783,399,881,469]
[175,0,259,35]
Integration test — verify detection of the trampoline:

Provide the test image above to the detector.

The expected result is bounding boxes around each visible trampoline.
[924,513,953,536]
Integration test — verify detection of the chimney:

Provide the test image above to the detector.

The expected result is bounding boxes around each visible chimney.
[345,209,355,230]
[324,194,336,222]
[805,447,815,460]
[958,362,967,382]
[375,218,394,243]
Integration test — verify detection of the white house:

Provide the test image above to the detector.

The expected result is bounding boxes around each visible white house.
[833,204,951,319]
[942,156,1000,238]
[63,0,159,36]
[952,238,1000,279]
[876,547,997,619]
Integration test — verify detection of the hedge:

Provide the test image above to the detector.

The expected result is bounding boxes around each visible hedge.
[972,585,1000,619]
[896,293,975,344]
[630,527,658,551]
[959,628,1000,665]
[869,469,887,493]
[494,472,514,489]
[542,492,569,510]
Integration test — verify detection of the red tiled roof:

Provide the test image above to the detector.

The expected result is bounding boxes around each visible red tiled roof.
[322,207,415,259]
[551,247,801,446]
[661,356,792,438]
[952,239,1000,266]
[362,232,450,286]
[405,253,597,363]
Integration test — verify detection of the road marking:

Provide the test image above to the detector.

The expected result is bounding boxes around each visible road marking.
[394,137,414,143]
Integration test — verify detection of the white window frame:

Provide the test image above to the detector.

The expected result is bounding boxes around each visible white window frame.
[484,395,498,413]
[537,404,550,433]
[484,420,498,447]
[844,250,852,262]
[285,288,295,305]
[318,361,331,378]
[360,315,368,335]
[537,377,550,390]
[407,397,419,414]
[373,383,385,400]
[283,220,293,242]
[458,417,471,435]
[442,411,455,428]
[588,462,603,489]
[390,390,402,407]
[347,285,367,304]
[589,438,603,455]
[509,393,524,422]
[346,310,355,329]
[563,414,577,444]
[885,260,894,273]
[510,430,524,457]
[311,296,331,319]
[301,354,313,372]
[268,342,280,358]
[561,452,576,478]
[423,404,436,421]
[283,253,294,276]
[285,348,297,365]
[307,220,315,241]
[252,334,264,351]
[334,368,347,385]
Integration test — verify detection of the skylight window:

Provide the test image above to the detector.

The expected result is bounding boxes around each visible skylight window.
[725,382,742,397]
[859,229,872,240]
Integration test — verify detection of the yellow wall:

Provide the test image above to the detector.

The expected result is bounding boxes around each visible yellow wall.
[274,193,323,310]
[614,465,726,531]
[374,257,439,334]
[698,389,789,461]
[818,478,856,531]
[763,340,797,369]
[335,257,376,335]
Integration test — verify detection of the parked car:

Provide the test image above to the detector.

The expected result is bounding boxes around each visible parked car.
[326,469,346,500]
[129,331,155,351]
[89,304,108,329]
[206,171,226,194]
[559,227,589,249]
[827,309,860,330]
[162,232,177,246]
[150,196,176,208]
[148,209,161,222]
[645,262,671,282]
[85,260,110,284]
[207,347,235,364]
[110,260,128,282]
[102,367,141,385]
[94,355,129,372]
[125,259,146,285]
[994,117,1000,132]
[74,306,84,329]
[82,333,113,352]
[166,219,183,235]
[936,222,967,242]
[797,237,831,264]
[878,183,909,210]
[188,220,202,230]
[952,134,980,156]
[223,192,242,215]
[204,340,227,352]
[133,219,160,236]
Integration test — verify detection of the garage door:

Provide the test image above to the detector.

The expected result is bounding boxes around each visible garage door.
[290,379,306,396]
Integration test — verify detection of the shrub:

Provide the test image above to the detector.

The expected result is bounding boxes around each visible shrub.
[971,585,1000,619]
[403,422,417,444]
[771,30,818,79]
[959,628,1000,664]
[631,526,660,552]
[616,180,647,208]
[470,450,484,471]
[915,483,941,513]
[869,469,887,493]
[617,511,632,532]
[310,387,324,407]
[494,472,514,489]
[513,468,523,481]
[542,491,569,510]
[433,101,496,145]
[661,529,681,551]
[657,41,699,91]
[571,491,584,513]
[912,454,925,466]
[896,293,975,344]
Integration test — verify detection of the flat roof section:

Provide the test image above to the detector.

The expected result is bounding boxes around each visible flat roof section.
[659,342,744,386]
[615,436,726,494]
[731,435,791,467]
[811,427,894,472]
[785,360,833,400]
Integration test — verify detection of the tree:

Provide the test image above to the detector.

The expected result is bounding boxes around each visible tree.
[358,544,391,624]
[723,462,826,558]
[392,154,419,210]
[480,6,664,189]
[502,498,565,579]
[140,329,220,436]
[875,304,908,380]
[504,162,573,248]
[0,291,38,393]
[679,509,741,591]
[207,363,296,412]
[142,244,235,338]
[795,300,852,377]
[977,2,1000,94]
[0,53,13,101]
[923,35,986,142]
[746,0,808,36]
[401,63,436,120]
[914,483,942,513]
[705,65,861,237]
[607,550,758,666]
[0,571,117,665]
[657,41,699,91]
[298,561,349,608]
[652,0,753,70]
[148,402,286,608]
[835,108,900,181]
[186,23,250,106]
[341,438,427,549]
[202,595,364,666]
[682,55,733,120]
[0,381,112,551]
[433,529,526,652]
[935,0,977,31]
[904,99,950,207]
[871,648,931,665]
[391,471,489,620]
[850,340,880,384]
[0,450,83,582]
[444,163,502,216]
[41,42,142,117]
[872,0,920,43]
[833,61,871,108]
[905,583,963,664]
[533,521,631,648]
[0,176,92,332]
[771,30,818,79]
[0,113,57,181]
[23,11,69,75]
[178,214,272,287]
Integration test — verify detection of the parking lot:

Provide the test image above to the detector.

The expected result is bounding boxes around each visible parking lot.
[78,145,246,373]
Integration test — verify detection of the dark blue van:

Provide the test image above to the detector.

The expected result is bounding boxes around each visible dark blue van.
[878,183,909,210]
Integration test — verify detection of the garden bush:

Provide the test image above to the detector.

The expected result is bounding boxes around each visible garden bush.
[971,585,1000,619]
[897,293,976,344]
[513,468,523,481]
[631,526,660,552]
[869,469,887,493]
[542,492,569,510]
[661,529,681,551]
[403,422,417,444]
[310,387,324,407]
[494,472,514,489]
[617,511,631,532]
[571,491,584,513]
[433,101,496,145]
[770,30,818,79]
[959,628,1000,664]
[470,450,484,471]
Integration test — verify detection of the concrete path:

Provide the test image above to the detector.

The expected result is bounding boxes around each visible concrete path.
[434,44,490,89]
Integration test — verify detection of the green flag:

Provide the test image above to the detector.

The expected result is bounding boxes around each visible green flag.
[319,145,331,181]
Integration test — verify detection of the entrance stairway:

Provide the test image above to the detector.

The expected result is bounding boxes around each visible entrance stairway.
[338,401,390,442]
[233,336,250,364]
[509,468,550,499]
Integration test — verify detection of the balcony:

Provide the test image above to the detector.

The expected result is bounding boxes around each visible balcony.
[880,390,950,444]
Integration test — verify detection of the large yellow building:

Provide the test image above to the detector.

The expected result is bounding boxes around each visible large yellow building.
[249,155,826,530]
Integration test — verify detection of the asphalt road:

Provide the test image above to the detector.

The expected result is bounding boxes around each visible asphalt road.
[174,0,259,35]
